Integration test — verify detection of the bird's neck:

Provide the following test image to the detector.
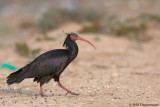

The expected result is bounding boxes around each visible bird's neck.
[67,41,78,61]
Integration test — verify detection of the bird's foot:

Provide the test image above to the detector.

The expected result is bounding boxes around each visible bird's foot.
[40,91,44,97]
[58,82,79,96]
[66,91,79,95]
[40,92,47,97]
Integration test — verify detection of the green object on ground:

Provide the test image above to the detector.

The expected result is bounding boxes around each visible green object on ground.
[0,63,19,71]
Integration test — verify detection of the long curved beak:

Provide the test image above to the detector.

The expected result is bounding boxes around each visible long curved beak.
[77,36,96,49]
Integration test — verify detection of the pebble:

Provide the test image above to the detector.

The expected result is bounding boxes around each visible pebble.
[88,90,91,93]
[147,86,151,88]
[14,86,17,89]
[112,73,118,78]
[80,86,84,89]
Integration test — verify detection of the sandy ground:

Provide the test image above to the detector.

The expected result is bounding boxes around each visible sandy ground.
[0,23,160,107]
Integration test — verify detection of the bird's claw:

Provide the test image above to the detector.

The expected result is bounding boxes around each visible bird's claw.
[40,94,47,97]
[40,91,46,97]
[66,91,79,95]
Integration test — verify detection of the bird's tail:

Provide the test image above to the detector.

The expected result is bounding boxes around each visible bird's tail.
[7,68,27,85]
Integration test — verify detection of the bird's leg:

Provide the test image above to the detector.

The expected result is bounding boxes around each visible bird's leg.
[57,82,79,95]
[40,85,44,97]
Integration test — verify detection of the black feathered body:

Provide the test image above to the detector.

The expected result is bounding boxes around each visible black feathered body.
[7,35,78,86]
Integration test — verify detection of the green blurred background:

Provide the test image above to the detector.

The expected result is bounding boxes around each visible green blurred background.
[0,0,160,59]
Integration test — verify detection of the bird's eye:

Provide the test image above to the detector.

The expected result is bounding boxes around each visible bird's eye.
[73,35,77,37]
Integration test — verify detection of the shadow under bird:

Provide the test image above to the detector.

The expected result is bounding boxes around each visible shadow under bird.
[7,32,96,96]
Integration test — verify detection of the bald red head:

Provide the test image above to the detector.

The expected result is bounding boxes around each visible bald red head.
[70,33,96,49]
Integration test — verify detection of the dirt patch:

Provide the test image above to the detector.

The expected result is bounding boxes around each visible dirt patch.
[0,24,160,107]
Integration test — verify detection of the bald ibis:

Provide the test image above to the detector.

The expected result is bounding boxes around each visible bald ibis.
[7,32,95,96]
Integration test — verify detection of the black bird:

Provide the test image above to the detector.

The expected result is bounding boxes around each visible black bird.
[7,32,95,96]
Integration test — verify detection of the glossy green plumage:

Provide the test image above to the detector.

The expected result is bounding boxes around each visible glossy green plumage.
[7,34,78,86]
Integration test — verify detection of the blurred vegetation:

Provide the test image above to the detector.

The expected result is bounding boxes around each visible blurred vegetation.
[16,43,41,58]
[20,21,35,29]
[37,8,101,33]
[80,13,160,41]
[103,15,147,40]
[79,22,101,33]
[15,8,160,42]
[12,12,159,58]
[139,13,160,23]
[36,35,55,41]
[0,25,15,35]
